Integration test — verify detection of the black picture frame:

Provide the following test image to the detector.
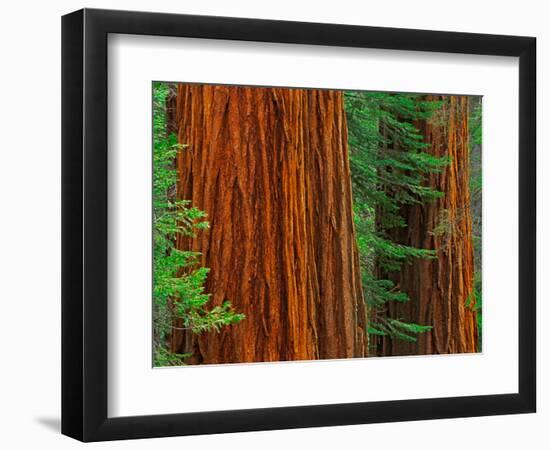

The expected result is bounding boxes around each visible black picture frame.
[62,8,536,442]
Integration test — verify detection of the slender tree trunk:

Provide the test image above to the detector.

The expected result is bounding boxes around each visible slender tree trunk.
[376,95,478,356]
[170,84,367,364]
[165,83,178,136]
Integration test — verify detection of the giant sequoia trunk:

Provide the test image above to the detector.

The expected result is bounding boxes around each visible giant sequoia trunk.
[170,84,367,364]
[375,96,478,356]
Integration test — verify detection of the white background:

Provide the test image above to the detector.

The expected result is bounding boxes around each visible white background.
[0,0,547,448]
[109,35,518,417]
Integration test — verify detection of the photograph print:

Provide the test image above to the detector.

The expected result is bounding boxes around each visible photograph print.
[152,82,482,367]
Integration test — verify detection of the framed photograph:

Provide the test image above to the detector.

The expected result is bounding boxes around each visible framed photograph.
[62,8,536,442]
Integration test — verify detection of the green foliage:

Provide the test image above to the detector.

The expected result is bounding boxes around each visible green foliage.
[469,100,483,199]
[385,319,433,342]
[153,82,244,367]
[154,347,192,367]
[469,98,483,351]
[345,92,446,343]
[470,100,483,147]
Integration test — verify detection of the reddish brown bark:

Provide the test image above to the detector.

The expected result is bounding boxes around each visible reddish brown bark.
[170,84,367,364]
[375,96,478,356]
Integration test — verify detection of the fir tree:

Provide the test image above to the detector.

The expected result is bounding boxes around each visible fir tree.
[345,92,448,346]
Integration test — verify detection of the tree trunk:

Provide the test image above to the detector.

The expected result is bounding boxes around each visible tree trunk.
[165,83,178,136]
[170,84,367,364]
[376,95,478,356]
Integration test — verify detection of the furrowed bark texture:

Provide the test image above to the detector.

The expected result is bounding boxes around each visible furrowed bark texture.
[376,96,477,356]
[171,84,367,364]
